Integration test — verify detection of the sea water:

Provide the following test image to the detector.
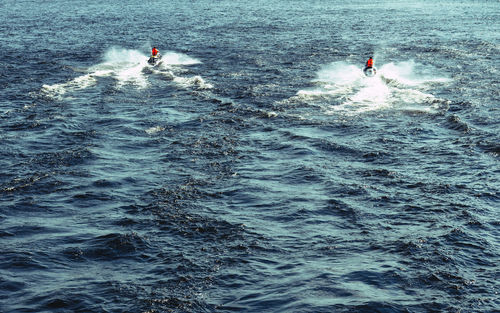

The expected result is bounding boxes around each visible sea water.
[1,0,499,312]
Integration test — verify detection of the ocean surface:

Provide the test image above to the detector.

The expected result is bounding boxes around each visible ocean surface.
[1,0,499,312]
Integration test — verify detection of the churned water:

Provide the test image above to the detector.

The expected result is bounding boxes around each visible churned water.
[1,0,499,312]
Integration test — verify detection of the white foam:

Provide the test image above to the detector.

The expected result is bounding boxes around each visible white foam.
[345,78,390,108]
[145,125,165,134]
[160,52,201,66]
[103,47,145,64]
[314,62,362,85]
[39,47,211,99]
[379,60,451,86]
[115,62,149,89]
[41,48,149,99]
[41,73,100,99]
[173,75,213,89]
[98,47,149,89]
[295,60,451,115]
[154,52,212,89]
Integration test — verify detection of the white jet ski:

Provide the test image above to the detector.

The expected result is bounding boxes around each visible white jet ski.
[363,66,377,77]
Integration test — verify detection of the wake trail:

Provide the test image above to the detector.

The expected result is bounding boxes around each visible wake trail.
[39,47,212,100]
[292,60,451,115]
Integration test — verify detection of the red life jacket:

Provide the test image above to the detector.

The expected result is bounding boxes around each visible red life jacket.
[152,48,159,56]
[366,58,373,67]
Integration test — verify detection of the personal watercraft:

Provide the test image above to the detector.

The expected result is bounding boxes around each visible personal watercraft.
[148,54,162,65]
[363,66,377,77]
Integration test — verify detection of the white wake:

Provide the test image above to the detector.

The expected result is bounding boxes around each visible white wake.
[294,60,451,115]
[40,47,211,100]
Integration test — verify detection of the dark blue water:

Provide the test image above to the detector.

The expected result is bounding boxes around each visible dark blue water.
[1,0,499,312]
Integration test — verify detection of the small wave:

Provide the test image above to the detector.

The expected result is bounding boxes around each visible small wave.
[446,114,471,133]
[0,251,49,270]
[478,141,500,157]
[81,232,151,261]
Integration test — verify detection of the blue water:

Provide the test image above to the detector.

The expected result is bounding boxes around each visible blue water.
[1,0,499,312]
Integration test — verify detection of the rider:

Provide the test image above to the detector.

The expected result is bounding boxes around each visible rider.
[152,47,159,57]
[365,57,374,68]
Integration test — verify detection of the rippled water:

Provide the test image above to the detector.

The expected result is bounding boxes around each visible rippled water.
[1,0,499,312]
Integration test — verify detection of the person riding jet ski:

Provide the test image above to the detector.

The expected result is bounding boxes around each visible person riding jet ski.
[148,47,162,65]
[152,47,159,57]
[365,57,374,68]
[363,56,376,77]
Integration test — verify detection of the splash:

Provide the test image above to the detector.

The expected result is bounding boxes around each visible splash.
[160,52,201,66]
[40,47,210,100]
[41,47,148,99]
[380,60,451,87]
[151,52,212,89]
[295,60,451,115]
[101,47,149,88]
[40,73,102,100]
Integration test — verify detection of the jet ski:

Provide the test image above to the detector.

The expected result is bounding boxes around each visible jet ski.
[147,54,162,66]
[363,66,377,77]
